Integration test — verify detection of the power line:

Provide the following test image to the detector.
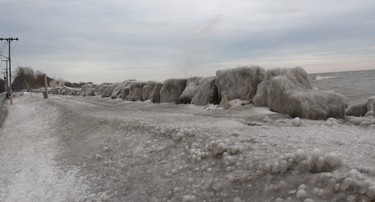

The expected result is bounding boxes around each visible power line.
[0,37,18,105]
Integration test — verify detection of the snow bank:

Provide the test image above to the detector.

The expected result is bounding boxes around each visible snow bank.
[160,79,187,103]
[216,66,265,102]
[191,76,220,106]
[179,77,202,104]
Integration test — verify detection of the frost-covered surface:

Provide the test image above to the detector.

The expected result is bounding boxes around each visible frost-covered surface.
[2,94,375,201]
[0,96,89,201]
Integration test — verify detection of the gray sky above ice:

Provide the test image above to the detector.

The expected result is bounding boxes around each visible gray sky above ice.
[1,0,375,83]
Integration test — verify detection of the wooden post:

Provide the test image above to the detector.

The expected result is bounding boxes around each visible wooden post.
[44,74,48,99]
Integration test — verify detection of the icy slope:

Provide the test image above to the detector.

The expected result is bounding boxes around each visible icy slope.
[0,96,89,202]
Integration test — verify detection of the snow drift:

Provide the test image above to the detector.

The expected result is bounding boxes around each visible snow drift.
[216,66,265,102]
[160,79,187,103]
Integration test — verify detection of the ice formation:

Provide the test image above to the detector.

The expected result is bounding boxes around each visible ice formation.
[191,76,220,106]
[179,77,202,104]
[216,66,265,102]
[160,79,187,103]
[127,82,147,101]
[111,80,132,99]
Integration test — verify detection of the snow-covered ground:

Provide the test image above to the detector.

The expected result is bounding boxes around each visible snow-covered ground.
[1,93,375,201]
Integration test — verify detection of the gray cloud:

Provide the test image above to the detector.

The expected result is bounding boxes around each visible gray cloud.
[1,0,374,83]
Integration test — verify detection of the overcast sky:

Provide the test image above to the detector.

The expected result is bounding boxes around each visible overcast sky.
[1,0,374,83]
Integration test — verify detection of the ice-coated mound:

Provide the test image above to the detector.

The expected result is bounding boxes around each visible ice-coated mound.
[179,77,202,104]
[95,83,115,98]
[254,67,312,107]
[150,82,163,103]
[121,84,131,100]
[308,149,342,173]
[141,81,161,101]
[254,68,347,120]
[126,81,147,101]
[191,76,220,106]
[346,96,375,117]
[111,80,133,99]
[347,116,375,126]
[57,86,80,96]
[160,78,187,103]
[265,67,312,89]
[346,103,368,117]
[81,84,97,96]
[215,65,265,102]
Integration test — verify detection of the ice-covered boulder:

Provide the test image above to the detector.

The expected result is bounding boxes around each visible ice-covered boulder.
[254,67,312,106]
[179,77,202,104]
[126,82,147,101]
[61,87,80,96]
[160,79,187,103]
[191,76,220,106]
[150,82,163,103]
[367,96,375,111]
[141,81,163,102]
[265,67,312,89]
[96,83,115,98]
[142,85,149,101]
[345,103,368,117]
[267,75,347,120]
[346,96,375,117]
[121,86,131,100]
[81,84,97,96]
[111,80,133,99]
[100,86,110,98]
[215,66,265,102]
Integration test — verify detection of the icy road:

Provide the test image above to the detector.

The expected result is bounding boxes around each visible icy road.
[1,94,375,201]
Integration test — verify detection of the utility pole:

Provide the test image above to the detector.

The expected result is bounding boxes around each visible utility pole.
[0,37,18,104]
[1,59,9,97]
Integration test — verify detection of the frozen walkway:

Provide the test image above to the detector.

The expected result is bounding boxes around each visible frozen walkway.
[0,96,89,202]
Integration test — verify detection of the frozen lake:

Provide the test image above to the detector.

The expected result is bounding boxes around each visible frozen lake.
[309,69,375,106]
